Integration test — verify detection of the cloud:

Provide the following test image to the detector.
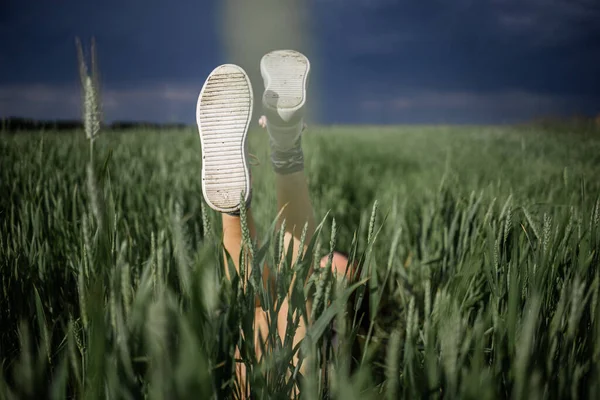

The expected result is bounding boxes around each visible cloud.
[0,84,80,120]
[358,89,589,123]
[2,83,595,125]
[493,0,600,46]
[0,83,200,123]
[388,91,566,112]
[102,85,198,121]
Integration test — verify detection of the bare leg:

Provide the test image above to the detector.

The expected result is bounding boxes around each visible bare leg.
[270,172,317,391]
[224,171,317,397]
[259,50,319,386]
[276,171,317,265]
[224,171,317,386]
[222,213,254,278]
[225,219,352,399]
[223,212,277,399]
[320,252,356,280]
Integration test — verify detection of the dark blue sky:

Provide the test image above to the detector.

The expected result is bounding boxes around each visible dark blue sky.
[1,0,599,124]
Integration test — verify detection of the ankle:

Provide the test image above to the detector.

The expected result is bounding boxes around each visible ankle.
[266,118,304,152]
[225,191,253,216]
[270,139,304,175]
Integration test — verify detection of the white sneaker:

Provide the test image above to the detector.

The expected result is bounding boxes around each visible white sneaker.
[196,64,253,214]
[260,50,310,148]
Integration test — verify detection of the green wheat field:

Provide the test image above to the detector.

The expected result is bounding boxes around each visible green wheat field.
[1,124,600,399]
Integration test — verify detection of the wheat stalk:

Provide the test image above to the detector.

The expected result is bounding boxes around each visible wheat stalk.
[75,37,103,147]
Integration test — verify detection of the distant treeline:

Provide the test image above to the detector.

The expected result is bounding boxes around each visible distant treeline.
[2,115,599,133]
[0,117,188,133]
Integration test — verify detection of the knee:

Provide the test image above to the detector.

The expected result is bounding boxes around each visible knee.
[319,251,356,280]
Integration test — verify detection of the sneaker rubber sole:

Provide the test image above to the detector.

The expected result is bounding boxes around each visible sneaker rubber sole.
[196,64,253,213]
[260,50,310,123]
